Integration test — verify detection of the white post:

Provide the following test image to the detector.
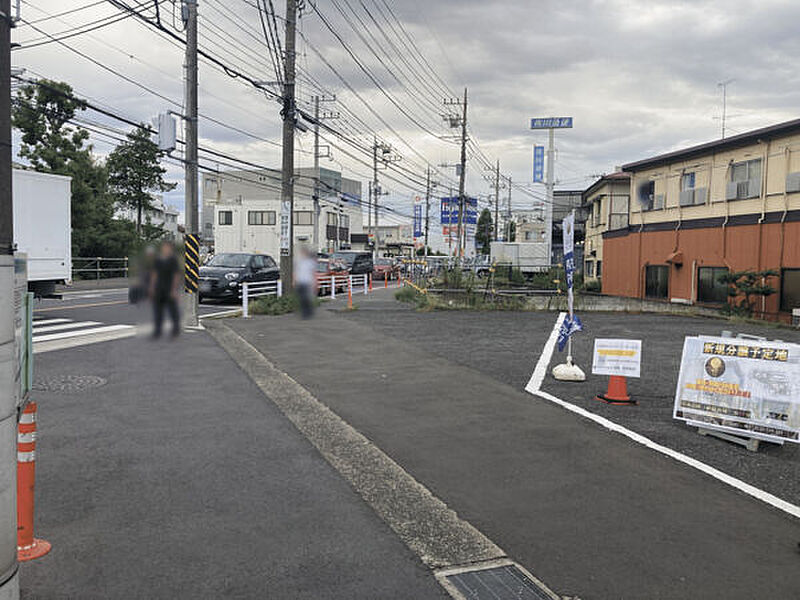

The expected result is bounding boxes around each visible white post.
[331,276,336,299]
[277,280,283,298]
[363,274,368,295]
[242,282,249,318]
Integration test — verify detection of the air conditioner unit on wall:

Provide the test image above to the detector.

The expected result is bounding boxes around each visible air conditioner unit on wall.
[679,189,695,207]
[693,187,708,205]
[786,172,800,193]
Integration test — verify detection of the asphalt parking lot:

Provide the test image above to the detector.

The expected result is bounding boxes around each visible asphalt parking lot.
[341,299,800,506]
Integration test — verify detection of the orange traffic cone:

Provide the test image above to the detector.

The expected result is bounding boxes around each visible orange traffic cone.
[384,272,388,288]
[17,402,51,561]
[347,277,353,309]
[369,274,373,292]
[595,376,636,405]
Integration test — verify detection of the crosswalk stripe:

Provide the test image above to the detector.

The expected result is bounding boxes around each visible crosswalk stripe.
[32,321,101,334]
[33,324,134,343]
[31,318,71,327]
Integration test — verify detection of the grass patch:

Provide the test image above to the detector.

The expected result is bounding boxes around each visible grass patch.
[250,294,324,315]
[395,286,420,303]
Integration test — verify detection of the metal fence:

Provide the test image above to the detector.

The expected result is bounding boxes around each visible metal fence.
[72,257,129,281]
[240,274,371,318]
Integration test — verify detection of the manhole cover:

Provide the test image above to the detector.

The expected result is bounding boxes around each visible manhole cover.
[32,375,107,393]
[445,564,556,600]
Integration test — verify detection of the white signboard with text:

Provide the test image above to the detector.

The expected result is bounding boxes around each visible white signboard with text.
[592,339,642,378]
[673,336,800,444]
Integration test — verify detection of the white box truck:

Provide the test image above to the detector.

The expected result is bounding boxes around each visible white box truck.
[13,169,72,296]
[490,241,550,274]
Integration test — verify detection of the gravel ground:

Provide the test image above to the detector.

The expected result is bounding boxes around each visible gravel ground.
[341,297,800,506]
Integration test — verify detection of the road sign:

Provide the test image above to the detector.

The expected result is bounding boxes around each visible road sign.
[413,203,423,238]
[673,336,800,444]
[533,146,544,183]
[530,117,573,129]
[592,339,642,378]
[184,234,199,293]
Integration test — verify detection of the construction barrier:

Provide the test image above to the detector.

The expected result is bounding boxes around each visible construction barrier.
[184,234,199,293]
[17,402,51,562]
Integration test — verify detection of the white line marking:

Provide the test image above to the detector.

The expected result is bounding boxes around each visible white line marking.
[59,288,128,296]
[33,324,134,343]
[33,326,138,354]
[525,312,800,521]
[32,321,101,334]
[199,309,240,319]
[525,311,566,393]
[31,318,70,326]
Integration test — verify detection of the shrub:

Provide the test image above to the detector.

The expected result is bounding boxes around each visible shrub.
[394,286,419,303]
[250,294,299,315]
[583,279,601,293]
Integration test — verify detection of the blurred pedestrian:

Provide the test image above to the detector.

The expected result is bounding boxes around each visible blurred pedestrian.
[295,246,316,319]
[150,240,181,337]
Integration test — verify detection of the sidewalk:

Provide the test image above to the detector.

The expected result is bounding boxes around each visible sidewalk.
[21,330,446,599]
[225,295,800,600]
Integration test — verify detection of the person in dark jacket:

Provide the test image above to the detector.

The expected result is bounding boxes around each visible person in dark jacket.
[150,240,181,338]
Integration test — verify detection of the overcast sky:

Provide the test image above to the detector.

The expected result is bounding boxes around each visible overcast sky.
[11,0,800,241]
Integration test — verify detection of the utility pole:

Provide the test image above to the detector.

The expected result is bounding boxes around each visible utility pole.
[183,0,199,327]
[280,0,297,288]
[312,95,320,254]
[506,175,512,242]
[494,159,500,241]
[0,0,19,594]
[312,95,336,254]
[457,88,467,258]
[424,166,431,258]
[372,137,379,260]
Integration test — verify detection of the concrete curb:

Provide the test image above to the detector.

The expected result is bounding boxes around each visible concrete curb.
[205,319,507,571]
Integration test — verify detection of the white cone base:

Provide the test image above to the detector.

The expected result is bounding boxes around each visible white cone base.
[552,361,586,382]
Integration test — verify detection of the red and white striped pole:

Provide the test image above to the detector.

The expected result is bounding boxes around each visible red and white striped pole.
[17,402,51,561]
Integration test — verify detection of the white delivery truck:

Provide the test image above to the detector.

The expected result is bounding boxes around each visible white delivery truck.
[490,241,550,275]
[13,169,72,297]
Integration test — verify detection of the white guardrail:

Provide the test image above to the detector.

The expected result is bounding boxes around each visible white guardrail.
[241,274,371,318]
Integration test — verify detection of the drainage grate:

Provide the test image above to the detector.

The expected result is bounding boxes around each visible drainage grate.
[445,564,555,600]
[32,375,107,393]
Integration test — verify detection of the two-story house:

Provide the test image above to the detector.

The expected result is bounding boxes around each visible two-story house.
[602,118,800,319]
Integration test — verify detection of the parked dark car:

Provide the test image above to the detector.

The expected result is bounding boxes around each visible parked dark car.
[198,252,279,302]
[332,251,373,276]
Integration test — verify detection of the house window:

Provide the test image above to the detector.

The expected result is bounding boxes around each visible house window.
[592,199,604,226]
[780,269,800,312]
[596,260,602,278]
[327,212,338,226]
[248,210,276,226]
[681,172,695,190]
[609,195,629,230]
[218,211,233,225]
[585,261,595,277]
[340,214,350,229]
[731,159,761,183]
[697,267,729,304]
[525,231,532,241]
[638,181,662,211]
[645,265,669,299]
[293,211,313,226]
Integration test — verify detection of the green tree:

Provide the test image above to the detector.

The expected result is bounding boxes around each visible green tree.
[12,79,119,257]
[106,125,176,236]
[508,221,516,242]
[476,208,493,254]
[719,269,779,317]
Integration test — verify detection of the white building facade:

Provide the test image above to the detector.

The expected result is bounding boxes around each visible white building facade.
[204,167,363,257]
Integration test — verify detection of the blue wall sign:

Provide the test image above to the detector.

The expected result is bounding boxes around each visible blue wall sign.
[533,146,545,183]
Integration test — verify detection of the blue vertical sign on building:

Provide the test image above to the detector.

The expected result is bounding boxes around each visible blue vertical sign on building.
[413,203,423,238]
[533,146,545,183]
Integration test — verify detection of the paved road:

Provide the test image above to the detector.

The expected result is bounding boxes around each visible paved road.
[22,330,446,599]
[225,293,800,600]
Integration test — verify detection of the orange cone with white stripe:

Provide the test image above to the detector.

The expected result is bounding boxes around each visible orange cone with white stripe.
[347,277,353,309]
[17,402,51,561]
